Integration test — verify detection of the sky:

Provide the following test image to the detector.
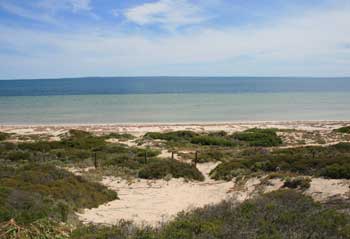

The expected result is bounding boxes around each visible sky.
[0,0,349,79]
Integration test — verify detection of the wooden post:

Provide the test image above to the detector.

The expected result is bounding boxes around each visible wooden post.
[144,151,148,164]
[194,151,198,166]
[171,151,174,160]
[94,152,98,169]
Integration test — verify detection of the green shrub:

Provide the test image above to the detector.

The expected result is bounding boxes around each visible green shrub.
[334,126,350,134]
[283,177,311,189]
[332,142,350,151]
[7,151,30,161]
[104,133,136,140]
[190,135,236,147]
[0,218,71,239]
[0,164,117,224]
[233,128,283,146]
[138,159,204,181]
[0,132,10,141]
[320,164,350,179]
[71,221,157,239]
[210,161,251,180]
[144,131,198,142]
[210,142,350,180]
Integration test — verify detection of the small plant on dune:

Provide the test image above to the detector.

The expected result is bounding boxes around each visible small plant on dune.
[190,135,236,147]
[233,128,283,147]
[138,159,204,181]
[144,131,198,142]
[283,177,311,190]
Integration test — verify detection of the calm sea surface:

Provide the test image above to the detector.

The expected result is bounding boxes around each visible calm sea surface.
[0,77,349,124]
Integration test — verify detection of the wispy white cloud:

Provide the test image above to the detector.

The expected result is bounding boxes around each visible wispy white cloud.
[0,0,92,24]
[36,0,92,13]
[0,1,56,24]
[0,1,350,78]
[124,0,208,28]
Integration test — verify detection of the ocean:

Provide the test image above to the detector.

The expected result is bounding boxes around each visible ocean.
[0,77,349,124]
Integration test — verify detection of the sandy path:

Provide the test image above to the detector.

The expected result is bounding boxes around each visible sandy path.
[77,163,235,226]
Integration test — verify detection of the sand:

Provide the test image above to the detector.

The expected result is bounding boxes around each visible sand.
[76,164,349,226]
[1,121,349,137]
[77,163,235,226]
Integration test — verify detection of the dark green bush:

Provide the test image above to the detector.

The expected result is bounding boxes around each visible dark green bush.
[233,128,283,146]
[144,131,198,142]
[0,164,117,224]
[104,133,136,140]
[320,164,350,179]
[210,142,350,180]
[7,151,30,161]
[190,135,236,147]
[0,132,10,141]
[334,126,350,134]
[71,221,157,239]
[283,177,311,189]
[138,159,204,181]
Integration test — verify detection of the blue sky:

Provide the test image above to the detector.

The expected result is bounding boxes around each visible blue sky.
[0,0,349,79]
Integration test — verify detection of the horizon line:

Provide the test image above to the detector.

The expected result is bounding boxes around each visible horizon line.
[1,75,350,81]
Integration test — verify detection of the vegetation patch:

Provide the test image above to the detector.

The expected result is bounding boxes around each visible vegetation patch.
[144,131,198,142]
[334,126,350,134]
[0,132,10,141]
[190,135,236,147]
[0,164,117,224]
[138,159,204,181]
[283,177,311,190]
[210,142,350,180]
[103,133,136,141]
[233,128,283,147]
[71,190,350,239]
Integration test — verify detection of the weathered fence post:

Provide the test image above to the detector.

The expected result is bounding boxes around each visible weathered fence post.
[94,152,98,169]
[193,151,198,166]
[144,151,148,164]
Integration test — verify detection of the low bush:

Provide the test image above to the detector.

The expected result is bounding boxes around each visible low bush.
[139,159,204,181]
[233,128,283,146]
[190,135,236,147]
[71,221,157,239]
[144,131,198,142]
[103,133,136,140]
[0,218,71,239]
[283,177,311,189]
[6,151,30,161]
[320,164,350,179]
[210,142,350,180]
[0,132,10,141]
[334,126,350,134]
[0,164,117,224]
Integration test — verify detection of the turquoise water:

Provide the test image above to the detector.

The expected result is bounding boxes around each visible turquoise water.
[1,92,349,124]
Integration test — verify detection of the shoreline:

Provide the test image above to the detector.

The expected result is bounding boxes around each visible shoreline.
[1,119,349,127]
[1,120,349,137]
